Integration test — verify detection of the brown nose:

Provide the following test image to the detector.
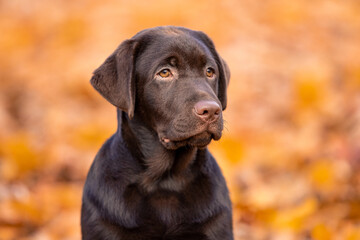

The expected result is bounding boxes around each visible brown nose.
[194,100,221,122]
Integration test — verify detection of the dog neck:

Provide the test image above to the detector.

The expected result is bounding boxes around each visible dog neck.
[117,110,201,192]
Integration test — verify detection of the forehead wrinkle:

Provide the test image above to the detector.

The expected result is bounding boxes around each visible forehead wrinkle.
[168,38,211,70]
[136,33,215,76]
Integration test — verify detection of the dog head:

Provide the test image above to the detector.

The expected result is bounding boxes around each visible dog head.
[90,26,230,149]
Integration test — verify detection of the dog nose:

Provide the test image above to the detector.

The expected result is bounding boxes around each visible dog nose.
[194,100,221,122]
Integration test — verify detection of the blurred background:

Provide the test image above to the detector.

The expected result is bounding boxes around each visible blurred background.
[1,0,360,239]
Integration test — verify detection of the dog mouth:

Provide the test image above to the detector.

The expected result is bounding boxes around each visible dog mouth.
[160,131,221,150]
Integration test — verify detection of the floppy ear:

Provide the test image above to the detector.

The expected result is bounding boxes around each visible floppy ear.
[191,31,230,110]
[90,39,138,118]
[217,56,230,110]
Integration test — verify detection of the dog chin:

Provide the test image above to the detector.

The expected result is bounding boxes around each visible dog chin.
[160,131,219,150]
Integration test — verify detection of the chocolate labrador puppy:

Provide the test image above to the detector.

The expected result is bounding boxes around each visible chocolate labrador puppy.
[81,26,233,240]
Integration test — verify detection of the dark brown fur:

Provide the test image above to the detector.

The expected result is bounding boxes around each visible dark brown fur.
[81,26,233,240]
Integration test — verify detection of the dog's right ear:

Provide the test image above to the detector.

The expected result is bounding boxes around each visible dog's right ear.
[90,40,138,119]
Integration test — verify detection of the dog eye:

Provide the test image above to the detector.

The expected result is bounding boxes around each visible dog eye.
[158,69,172,78]
[206,68,215,78]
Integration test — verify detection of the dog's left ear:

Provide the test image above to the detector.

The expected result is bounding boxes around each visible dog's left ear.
[192,31,230,110]
[90,40,138,118]
[217,56,230,110]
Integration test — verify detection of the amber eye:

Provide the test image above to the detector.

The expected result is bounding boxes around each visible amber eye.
[206,68,215,78]
[158,69,172,78]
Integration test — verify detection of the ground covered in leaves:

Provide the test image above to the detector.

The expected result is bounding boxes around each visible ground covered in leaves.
[0,0,360,239]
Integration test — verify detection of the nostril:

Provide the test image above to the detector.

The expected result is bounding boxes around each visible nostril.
[194,100,221,121]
